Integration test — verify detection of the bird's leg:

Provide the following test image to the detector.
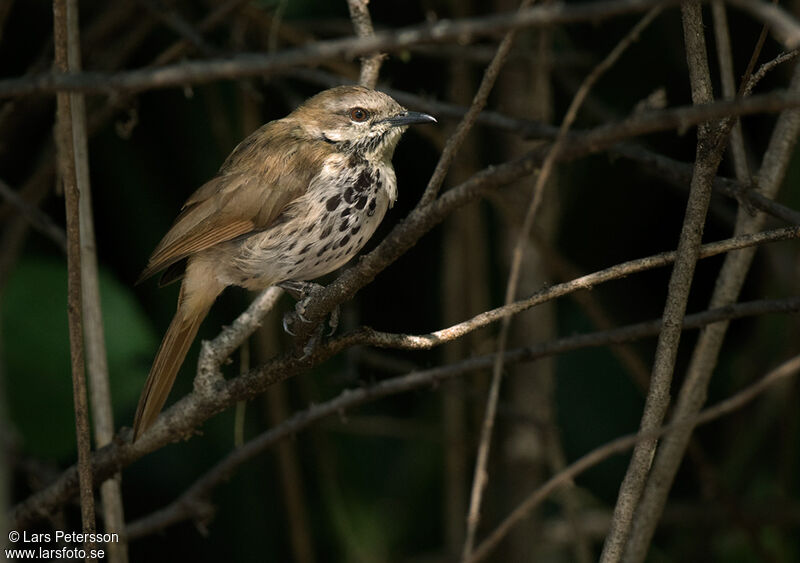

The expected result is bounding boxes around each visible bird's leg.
[278,281,340,336]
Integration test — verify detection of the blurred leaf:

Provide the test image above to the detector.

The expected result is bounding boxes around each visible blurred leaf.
[2,257,157,459]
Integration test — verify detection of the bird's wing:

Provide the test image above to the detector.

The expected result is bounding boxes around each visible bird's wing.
[138,120,332,282]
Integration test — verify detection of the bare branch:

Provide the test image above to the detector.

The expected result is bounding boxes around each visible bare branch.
[325,226,800,353]
[346,0,384,88]
[622,58,800,563]
[419,0,535,207]
[727,0,800,49]
[11,221,798,530]
[469,353,800,562]
[0,0,676,98]
[126,297,800,539]
[0,178,66,252]
[711,0,751,182]
[53,0,97,550]
[611,145,800,225]
[463,9,663,557]
[70,5,128,559]
[744,49,800,97]
[276,85,800,347]
[600,3,728,559]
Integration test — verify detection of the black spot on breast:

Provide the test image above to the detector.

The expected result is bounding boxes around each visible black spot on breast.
[367,198,376,216]
[351,225,361,235]
[339,235,350,248]
[355,196,367,210]
[326,195,341,211]
[285,241,297,252]
[320,225,332,239]
[316,242,331,257]
[299,243,312,254]
[339,220,349,232]
[305,224,314,234]
[356,170,373,191]
[341,208,351,217]
[344,186,356,203]
[357,236,364,245]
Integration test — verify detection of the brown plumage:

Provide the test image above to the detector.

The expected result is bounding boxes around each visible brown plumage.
[133,86,435,440]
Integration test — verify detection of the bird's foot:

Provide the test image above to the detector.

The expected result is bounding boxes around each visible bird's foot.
[279,281,340,337]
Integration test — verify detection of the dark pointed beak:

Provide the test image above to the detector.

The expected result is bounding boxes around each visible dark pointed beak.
[384,111,437,127]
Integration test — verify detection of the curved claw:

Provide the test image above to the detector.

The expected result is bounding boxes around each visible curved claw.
[327,305,340,336]
[282,314,296,336]
[296,308,312,324]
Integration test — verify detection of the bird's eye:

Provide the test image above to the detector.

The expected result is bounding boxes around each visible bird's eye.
[349,107,370,122]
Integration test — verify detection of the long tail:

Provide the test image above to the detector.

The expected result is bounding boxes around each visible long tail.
[133,269,221,441]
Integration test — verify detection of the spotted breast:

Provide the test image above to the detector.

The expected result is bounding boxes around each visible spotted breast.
[221,152,396,290]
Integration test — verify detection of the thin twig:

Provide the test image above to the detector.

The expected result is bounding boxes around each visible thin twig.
[0,0,677,98]
[711,0,751,182]
[321,225,799,352]
[621,58,800,563]
[346,0,384,88]
[53,0,97,554]
[611,144,800,225]
[726,0,800,49]
[267,84,800,352]
[136,0,218,57]
[462,7,663,560]
[600,3,730,560]
[66,1,127,560]
[132,286,284,448]
[0,178,66,252]
[468,353,800,562]
[125,299,800,539]
[5,0,799,99]
[419,0,535,207]
[296,67,800,227]
[742,49,800,97]
[153,0,254,66]
[11,220,798,530]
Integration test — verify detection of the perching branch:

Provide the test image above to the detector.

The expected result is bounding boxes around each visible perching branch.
[10,222,799,529]
[125,296,800,539]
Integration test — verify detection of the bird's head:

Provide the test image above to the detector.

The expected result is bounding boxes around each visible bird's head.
[291,85,436,160]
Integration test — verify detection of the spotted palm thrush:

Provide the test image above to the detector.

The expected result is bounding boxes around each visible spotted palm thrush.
[133,86,436,440]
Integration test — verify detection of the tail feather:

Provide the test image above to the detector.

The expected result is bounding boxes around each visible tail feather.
[132,305,209,441]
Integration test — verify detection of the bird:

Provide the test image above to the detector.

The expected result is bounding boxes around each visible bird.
[133,85,436,440]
